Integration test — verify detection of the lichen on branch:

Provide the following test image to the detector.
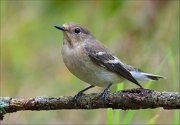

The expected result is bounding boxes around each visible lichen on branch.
[0,88,180,120]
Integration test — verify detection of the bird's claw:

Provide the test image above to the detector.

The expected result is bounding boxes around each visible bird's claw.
[99,83,112,101]
[72,92,82,104]
[72,85,95,104]
[99,90,109,101]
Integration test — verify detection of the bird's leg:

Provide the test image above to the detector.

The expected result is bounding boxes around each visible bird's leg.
[99,83,113,100]
[73,85,94,103]
[135,82,143,88]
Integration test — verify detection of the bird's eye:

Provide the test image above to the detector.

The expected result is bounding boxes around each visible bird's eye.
[74,28,81,34]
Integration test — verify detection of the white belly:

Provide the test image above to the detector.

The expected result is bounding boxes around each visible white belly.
[61,44,122,87]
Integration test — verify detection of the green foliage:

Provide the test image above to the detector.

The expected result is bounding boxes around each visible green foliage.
[1,1,179,124]
[147,114,159,125]
[107,108,113,125]
[107,83,124,124]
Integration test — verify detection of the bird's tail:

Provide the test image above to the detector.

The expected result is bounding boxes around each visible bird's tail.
[143,73,165,80]
[130,71,166,81]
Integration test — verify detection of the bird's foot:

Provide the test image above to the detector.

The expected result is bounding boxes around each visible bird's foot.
[73,92,83,104]
[99,83,112,101]
[99,90,110,101]
[72,85,95,104]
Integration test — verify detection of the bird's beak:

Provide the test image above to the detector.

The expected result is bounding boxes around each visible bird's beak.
[54,25,67,31]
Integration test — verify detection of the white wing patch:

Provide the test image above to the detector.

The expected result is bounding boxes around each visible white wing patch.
[105,56,120,64]
[96,51,106,56]
[96,52,121,64]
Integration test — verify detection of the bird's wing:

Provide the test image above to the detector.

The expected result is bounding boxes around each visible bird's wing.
[84,43,142,87]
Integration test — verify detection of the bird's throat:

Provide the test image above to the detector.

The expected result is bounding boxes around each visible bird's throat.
[63,34,73,48]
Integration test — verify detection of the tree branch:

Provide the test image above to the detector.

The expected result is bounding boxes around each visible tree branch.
[0,88,180,120]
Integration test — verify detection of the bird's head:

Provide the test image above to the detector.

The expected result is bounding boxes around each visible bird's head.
[55,22,93,46]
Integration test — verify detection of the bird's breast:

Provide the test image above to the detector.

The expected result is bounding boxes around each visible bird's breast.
[61,43,122,87]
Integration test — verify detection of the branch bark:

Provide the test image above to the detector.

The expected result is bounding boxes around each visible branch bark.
[0,88,180,120]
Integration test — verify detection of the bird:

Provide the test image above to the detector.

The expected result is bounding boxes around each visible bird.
[54,22,165,100]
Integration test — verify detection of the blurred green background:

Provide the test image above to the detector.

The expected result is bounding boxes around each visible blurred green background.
[1,0,179,124]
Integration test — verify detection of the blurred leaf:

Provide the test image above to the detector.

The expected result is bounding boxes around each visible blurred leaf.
[107,108,113,124]
[147,114,159,125]
[114,83,124,124]
[122,110,136,124]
